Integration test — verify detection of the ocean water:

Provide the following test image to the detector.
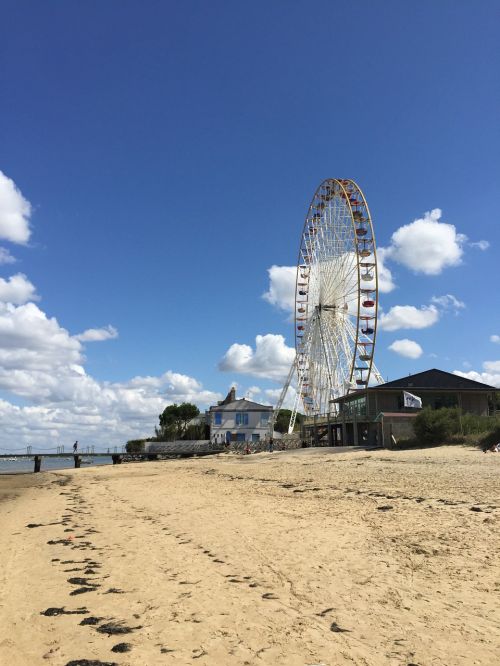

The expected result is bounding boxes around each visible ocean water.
[0,456,114,474]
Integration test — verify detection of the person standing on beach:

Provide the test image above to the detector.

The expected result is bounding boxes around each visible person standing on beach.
[73,441,78,453]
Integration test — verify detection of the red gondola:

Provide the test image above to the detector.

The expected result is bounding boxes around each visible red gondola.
[362,300,375,307]
[356,228,367,236]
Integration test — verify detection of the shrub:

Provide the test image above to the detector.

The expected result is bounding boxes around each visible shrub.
[414,408,500,446]
[126,439,147,454]
[414,407,460,445]
[479,426,500,452]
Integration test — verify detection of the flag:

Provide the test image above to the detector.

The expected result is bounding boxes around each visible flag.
[403,391,422,409]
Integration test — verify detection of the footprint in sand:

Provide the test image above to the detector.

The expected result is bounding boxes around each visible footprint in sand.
[261,592,279,600]
[330,621,350,633]
[111,643,132,653]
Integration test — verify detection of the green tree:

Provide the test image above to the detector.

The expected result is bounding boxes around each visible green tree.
[126,439,147,454]
[274,409,303,434]
[158,403,200,440]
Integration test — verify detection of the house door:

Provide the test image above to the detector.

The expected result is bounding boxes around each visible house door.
[225,431,232,443]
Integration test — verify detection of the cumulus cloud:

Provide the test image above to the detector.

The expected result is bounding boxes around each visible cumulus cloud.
[263,386,298,411]
[379,304,439,331]
[469,240,489,250]
[384,209,466,275]
[454,361,500,388]
[430,294,465,313]
[219,333,295,381]
[0,299,222,449]
[0,170,32,244]
[244,385,263,401]
[388,339,423,359]
[0,273,39,304]
[75,325,118,342]
[490,335,500,344]
[0,247,16,264]
[377,247,396,293]
[262,265,296,312]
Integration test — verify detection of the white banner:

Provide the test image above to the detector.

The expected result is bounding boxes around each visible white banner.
[403,391,422,409]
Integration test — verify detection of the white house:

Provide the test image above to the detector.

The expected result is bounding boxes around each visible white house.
[209,388,273,444]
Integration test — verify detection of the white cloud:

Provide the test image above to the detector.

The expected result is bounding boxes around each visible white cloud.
[384,209,466,275]
[430,294,465,312]
[454,364,500,388]
[379,304,439,331]
[0,247,16,264]
[484,360,500,373]
[219,333,295,381]
[388,339,423,359]
[469,240,489,251]
[262,265,296,312]
[0,170,32,244]
[377,247,396,293]
[75,325,118,342]
[0,273,39,304]
[0,298,222,448]
[244,385,263,401]
[263,386,297,411]
[490,335,500,344]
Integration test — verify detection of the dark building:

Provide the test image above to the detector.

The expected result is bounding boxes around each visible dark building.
[303,369,496,447]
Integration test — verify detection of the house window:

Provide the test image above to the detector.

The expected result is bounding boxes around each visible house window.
[235,412,249,426]
[261,412,270,425]
[252,434,260,442]
[214,412,222,425]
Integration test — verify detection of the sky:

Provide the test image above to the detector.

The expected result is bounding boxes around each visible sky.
[0,0,499,451]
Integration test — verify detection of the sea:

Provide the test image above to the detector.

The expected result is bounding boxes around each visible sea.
[0,456,114,474]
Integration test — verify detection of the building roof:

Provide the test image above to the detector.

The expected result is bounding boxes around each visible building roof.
[332,368,496,403]
[210,398,273,412]
[372,368,496,391]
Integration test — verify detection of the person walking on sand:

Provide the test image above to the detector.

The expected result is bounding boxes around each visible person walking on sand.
[73,441,78,453]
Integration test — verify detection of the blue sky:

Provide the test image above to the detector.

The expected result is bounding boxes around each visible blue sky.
[0,1,498,449]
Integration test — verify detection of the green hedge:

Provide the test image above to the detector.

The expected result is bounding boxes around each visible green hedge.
[414,407,500,445]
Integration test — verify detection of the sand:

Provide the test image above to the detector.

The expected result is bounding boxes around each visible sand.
[0,445,499,666]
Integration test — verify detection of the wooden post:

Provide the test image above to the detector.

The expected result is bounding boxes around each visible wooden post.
[34,455,42,473]
[327,411,333,447]
[353,408,359,446]
[74,455,81,468]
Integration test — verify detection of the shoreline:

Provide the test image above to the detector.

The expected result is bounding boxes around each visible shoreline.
[1,445,498,665]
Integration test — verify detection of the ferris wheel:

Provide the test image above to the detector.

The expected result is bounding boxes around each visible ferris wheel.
[275,178,383,433]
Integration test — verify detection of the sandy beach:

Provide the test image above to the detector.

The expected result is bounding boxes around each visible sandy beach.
[0,446,499,666]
